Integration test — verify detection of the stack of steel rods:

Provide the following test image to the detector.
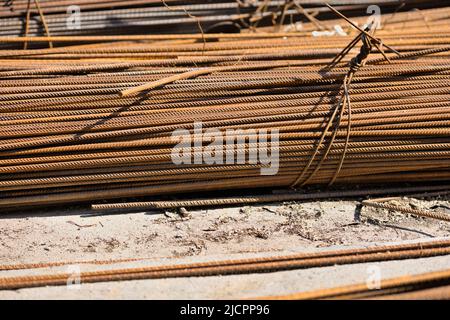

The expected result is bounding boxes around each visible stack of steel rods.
[0,0,446,42]
[0,0,244,38]
[0,4,448,210]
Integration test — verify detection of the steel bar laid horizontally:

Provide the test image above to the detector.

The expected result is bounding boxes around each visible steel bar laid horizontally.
[1,238,450,290]
[260,266,450,300]
[0,0,445,42]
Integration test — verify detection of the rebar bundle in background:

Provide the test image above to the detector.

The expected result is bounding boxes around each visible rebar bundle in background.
[0,0,447,39]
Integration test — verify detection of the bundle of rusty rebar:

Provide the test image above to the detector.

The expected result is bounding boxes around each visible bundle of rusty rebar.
[0,0,446,42]
[0,3,449,210]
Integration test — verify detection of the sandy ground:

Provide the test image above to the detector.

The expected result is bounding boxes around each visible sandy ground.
[0,195,449,299]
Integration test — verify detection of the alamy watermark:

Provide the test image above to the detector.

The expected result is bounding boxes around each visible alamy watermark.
[66,264,81,289]
[66,5,81,30]
[171,122,279,175]
[312,4,382,37]
[366,265,382,290]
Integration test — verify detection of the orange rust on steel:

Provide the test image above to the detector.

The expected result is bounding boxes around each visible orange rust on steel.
[0,33,309,43]
[1,239,450,290]
[32,0,53,48]
[3,237,450,272]
[324,3,400,55]
[362,200,450,222]
[0,7,449,210]
[260,267,450,300]
[372,285,450,300]
[91,184,450,210]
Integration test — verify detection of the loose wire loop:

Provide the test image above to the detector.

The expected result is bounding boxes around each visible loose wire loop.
[290,5,396,189]
[329,32,374,186]
[22,0,53,49]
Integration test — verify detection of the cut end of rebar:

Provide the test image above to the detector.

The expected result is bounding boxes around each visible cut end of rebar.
[119,90,131,97]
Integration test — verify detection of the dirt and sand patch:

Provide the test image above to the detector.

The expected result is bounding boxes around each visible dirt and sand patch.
[1,195,449,265]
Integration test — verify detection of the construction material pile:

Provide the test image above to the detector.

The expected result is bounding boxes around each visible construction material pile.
[0,0,444,41]
[0,2,449,210]
[0,0,246,38]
